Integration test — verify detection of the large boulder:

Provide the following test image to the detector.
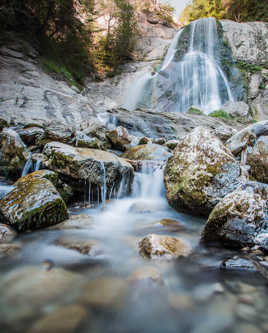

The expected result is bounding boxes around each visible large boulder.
[221,101,250,119]
[0,175,68,232]
[201,182,267,248]
[122,143,170,161]
[164,127,244,216]
[43,141,133,199]
[0,128,27,178]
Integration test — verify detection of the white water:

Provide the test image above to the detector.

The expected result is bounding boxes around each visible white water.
[34,160,42,171]
[21,152,33,177]
[122,17,234,114]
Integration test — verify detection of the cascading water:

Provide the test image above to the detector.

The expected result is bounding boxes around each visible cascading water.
[123,17,238,114]
[21,152,33,177]
[34,160,42,171]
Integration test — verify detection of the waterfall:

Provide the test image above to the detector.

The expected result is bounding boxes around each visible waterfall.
[21,153,33,178]
[132,161,165,199]
[34,160,42,171]
[99,161,107,204]
[123,17,235,114]
[172,17,234,114]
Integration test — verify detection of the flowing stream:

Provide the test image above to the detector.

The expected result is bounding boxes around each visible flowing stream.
[0,163,267,333]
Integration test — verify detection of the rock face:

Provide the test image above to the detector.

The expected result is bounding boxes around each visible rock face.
[138,234,191,259]
[201,182,267,248]
[221,101,250,119]
[164,127,244,216]
[0,128,26,178]
[0,175,68,231]
[43,141,133,198]
[221,20,268,65]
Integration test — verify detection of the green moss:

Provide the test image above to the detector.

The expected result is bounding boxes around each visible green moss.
[209,110,232,120]
[236,61,262,73]
[187,107,203,115]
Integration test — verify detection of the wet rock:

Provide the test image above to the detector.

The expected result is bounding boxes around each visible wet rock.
[106,126,132,151]
[55,237,101,256]
[159,218,185,232]
[0,224,17,242]
[201,182,267,248]
[246,136,268,183]
[221,101,249,119]
[29,304,87,333]
[17,126,44,146]
[80,277,127,308]
[226,120,268,155]
[122,143,170,161]
[0,175,68,232]
[165,139,180,150]
[138,136,152,145]
[43,141,133,198]
[79,119,110,146]
[0,243,21,258]
[0,128,26,178]
[38,123,74,146]
[128,266,162,285]
[0,119,8,131]
[152,137,166,145]
[168,293,194,310]
[254,232,268,252]
[0,266,84,322]
[75,131,105,150]
[164,127,244,216]
[138,234,191,260]
[48,214,94,230]
[14,169,59,187]
[221,256,257,272]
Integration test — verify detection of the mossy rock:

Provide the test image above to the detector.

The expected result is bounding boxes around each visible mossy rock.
[164,127,243,216]
[201,182,267,248]
[14,170,59,188]
[0,177,68,232]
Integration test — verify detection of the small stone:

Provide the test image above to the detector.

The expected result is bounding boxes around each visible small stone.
[168,293,193,310]
[138,234,191,260]
[28,304,87,333]
[0,224,17,242]
[80,277,127,308]
[128,266,162,284]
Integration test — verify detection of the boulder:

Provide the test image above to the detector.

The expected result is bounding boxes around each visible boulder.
[28,304,87,333]
[226,120,268,155]
[246,136,268,183]
[75,131,105,150]
[201,182,267,248]
[43,141,133,199]
[16,126,44,146]
[106,126,132,151]
[0,266,84,323]
[221,101,249,119]
[0,128,26,178]
[138,234,191,259]
[164,127,244,216]
[122,143,170,161]
[0,175,68,231]
[37,123,74,147]
[79,119,111,149]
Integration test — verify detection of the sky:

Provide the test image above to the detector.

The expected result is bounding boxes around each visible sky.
[161,0,192,19]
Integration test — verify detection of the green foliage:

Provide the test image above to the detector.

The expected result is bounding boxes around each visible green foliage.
[209,110,232,119]
[99,0,137,73]
[236,61,262,73]
[179,0,268,24]
[187,107,203,115]
[157,4,175,25]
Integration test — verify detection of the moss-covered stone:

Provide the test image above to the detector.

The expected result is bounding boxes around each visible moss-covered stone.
[106,126,132,151]
[14,170,59,187]
[201,182,267,248]
[0,176,68,232]
[0,128,27,179]
[164,127,244,216]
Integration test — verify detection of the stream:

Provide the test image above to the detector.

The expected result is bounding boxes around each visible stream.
[0,164,267,333]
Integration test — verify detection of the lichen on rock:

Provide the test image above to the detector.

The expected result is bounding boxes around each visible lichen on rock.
[164,127,244,216]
